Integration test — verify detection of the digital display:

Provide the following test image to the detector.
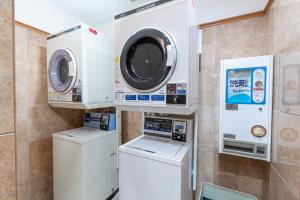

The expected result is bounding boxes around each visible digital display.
[101,115,109,125]
[176,125,184,129]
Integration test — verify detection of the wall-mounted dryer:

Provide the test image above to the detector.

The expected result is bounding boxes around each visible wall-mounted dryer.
[47,23,114,109]
[114,0,200,112]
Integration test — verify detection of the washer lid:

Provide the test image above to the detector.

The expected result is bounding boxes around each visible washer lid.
[125,136,184,157]
[120,28,177,93]
[52,127,115,144]
[48,48,77,93]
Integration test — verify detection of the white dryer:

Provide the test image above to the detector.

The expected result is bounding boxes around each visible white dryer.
[114,0,199,111]
[119,115,194,200]
[47,23,114,109]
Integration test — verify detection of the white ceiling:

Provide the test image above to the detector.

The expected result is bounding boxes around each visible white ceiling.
[45,0,269,25]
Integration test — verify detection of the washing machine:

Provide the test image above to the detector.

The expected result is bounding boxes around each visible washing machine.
[114,0,199,111]
[47,23,114,109]
[119,115,194,200]
[53,128,119,200]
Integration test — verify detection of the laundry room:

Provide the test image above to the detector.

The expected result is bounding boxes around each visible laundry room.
[0,0,300,200]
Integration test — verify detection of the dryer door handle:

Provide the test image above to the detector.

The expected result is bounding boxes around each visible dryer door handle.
[166,44,176,66]
[68,62,76,77]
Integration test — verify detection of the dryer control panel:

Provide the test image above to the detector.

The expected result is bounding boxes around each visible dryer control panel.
[166,83,187,105]
[143,115,192,142]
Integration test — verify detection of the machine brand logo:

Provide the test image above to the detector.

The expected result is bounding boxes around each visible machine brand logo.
[89,28,98,35]
[114,0,174,20]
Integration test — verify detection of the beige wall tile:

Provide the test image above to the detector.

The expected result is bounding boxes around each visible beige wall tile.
[121,111,142,144]
[273,111,300,165]
[213,153,269,200]
[272,111,300,198]
[0,134,16,200]
[198,106,219,147]
[269,166,298,200]
[276,52,300,115]
[29,138,53,200]
[0,0,16,199]
[0,0,14,134]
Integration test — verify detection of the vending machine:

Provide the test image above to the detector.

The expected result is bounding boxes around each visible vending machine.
[219,55,273,161]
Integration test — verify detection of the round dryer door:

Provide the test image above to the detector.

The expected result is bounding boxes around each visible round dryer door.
[48,48,77,93]
[120,28,177,92]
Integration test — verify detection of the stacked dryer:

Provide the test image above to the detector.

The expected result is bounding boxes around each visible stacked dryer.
[114,0,199,111]
[114,1,200,200]
[47,23,114,109]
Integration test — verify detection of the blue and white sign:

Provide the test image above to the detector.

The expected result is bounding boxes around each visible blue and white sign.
[226,67,266,105]
[226,69,252,104]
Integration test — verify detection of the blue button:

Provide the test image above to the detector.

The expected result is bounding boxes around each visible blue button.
[138,95,150,101]
[125,95,137,100]
[151,95,165,101]
[177,90,187,94]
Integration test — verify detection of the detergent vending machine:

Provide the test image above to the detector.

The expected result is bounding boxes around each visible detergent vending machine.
[219,55,273,161]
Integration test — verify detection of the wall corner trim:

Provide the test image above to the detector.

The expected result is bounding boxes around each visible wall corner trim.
[199,0,274,29]
[15,21,49,35]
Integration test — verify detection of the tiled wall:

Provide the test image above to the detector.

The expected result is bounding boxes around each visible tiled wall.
[267,0,300,199]
[14,25,84,200]
[121,111,142,144]
[0,0,16,199]
[10,1,300,200]
[0,0,14,134]
[198,16,270,200]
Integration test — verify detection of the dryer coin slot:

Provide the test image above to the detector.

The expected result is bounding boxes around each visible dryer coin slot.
[166,83,187,105]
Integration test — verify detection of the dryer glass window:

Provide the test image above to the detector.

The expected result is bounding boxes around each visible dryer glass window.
[58,58,69,84]
[120,28,176,92]
[129,39,163,80]
[48,49,77,93]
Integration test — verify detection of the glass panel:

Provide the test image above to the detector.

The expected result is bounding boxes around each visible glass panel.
[120,28,176,91]
[58,58,69,84]
[226,69,252,104]
[200,183,257,200]
[129,40,163,80]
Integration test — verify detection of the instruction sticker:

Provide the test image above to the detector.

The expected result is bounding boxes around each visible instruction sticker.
[115,56,120,65]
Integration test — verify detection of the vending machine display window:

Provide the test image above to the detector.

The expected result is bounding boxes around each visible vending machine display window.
[226,67,266,105]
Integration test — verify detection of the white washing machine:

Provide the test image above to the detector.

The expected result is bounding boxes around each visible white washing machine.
[53,128,118,200]
[114,0,199,111]
[47,23,114,109]
[119,115,194,200]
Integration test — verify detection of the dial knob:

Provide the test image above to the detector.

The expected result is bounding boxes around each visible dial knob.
[251,125,267,137]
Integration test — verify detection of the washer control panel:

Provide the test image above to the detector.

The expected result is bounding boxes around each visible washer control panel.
[172,120,187,142]
[143,116,192,142]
